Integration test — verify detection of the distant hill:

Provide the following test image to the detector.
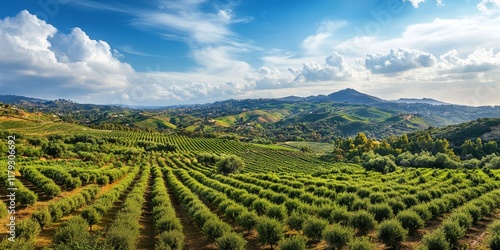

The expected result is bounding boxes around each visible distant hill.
[393,98,448,105]
[415,118,500,147]
[2,89,500,141]
[278,88,385,105]
[0,95,46,104]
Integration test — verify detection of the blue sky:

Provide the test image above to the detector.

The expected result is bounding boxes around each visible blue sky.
[1,0,499,106]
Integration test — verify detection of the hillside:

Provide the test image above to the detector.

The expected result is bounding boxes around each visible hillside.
[3,89,500,142]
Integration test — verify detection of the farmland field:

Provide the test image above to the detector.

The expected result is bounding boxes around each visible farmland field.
[1,119,500,250]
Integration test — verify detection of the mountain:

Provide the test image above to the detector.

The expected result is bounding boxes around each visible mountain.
[2,89,500,141]
[278,88,385,105]
[0,95,46,104]
[393,98,448,105]
[325,88,384,104]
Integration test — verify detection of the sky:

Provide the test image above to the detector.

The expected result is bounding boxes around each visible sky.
[0,0,500,106]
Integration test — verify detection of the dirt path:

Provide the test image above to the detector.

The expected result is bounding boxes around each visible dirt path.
[33,173,133,249]
[164,176,216,250]
[137,173,155,250]
[462,209,500,249]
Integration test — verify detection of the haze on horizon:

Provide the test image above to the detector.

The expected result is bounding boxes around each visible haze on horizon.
[0,0,499,106]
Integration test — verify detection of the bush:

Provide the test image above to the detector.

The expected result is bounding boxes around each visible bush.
[278,235,307,250]
[266,204,287,221]
[32,208,51,229]
[448,212,473,229]
[362,155,397,173]
[488,234,500,250]
[256,218,284,249]
[15,219,41,241]
[368,203,393,222]
[81,207,101,231]
[202,218,231,241]
[236,211,257,233]
[302,217,328,242]
[216,155,245,174]
[396,210,424,235]
[350,210,377,235]
[348,236,375,250]
[97,175,109,186]
[215,232,246,250]
[323,224,354,250]
[224,204,245,222]
[53,216,89,245]
[441,220,465,248]
[286,212,305,231]
[421,229,450,250]
[156,230,184,250]
[377,219,407,249]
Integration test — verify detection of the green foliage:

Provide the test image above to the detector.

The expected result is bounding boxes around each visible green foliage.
[323,224,354,250]
[216,154,245,174]
[278,235,307,250]
[202,218,232,241]
[53,216,89,245]
[362,155,397,173]
[15,219,41,241]
[377,219,407,249]
[81,207,102,231]
[156,230,184,250]
[421,229,450,250]
[236,211,257,232]
[368,203,393,222]
[302,217,328,242]
[350,210,377,235]
[396,210,424,235]
[256,218,284,249]
[32,208,51,229]
[216,232,247,250]
[348,236,375,250]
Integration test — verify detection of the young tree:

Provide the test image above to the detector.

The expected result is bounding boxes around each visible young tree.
[256,218,284,249]
[217,155,245,174]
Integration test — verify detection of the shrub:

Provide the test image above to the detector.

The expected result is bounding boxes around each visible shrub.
[362,155,397,173]
[348,236,375,250]
[369,192,387,204]
[97,175,109,186]
[81,207,101,231]
[216,155,245,174]
[448,212,473,229]
[202,218,231,241]
[278,235,307,250]
[488,234,500,250]
[350,210,377,235]
[215,232,247,250]
[48,204,63,222]
[15,219,41,241]
[256,218,284,249]
[368,203,393,222]
[421,229,450,250]
[286,212,305,231]
[236,211,257,233]
[53,216,89,245]
[377,219,407,249]
[396,210,424,235]
[156,230,184,250]
[224,204,245,222]
[441,220,465,248]
[32,208,51,229]
[411,204,432,223]
[266,204,287,221]
[302,217,328,242]
[156,216,183,232]
[323,224,354,250]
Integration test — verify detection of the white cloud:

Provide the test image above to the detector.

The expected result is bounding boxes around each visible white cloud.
[294,52,353,81]
[365,48,436,74]
[404,0,426,8]
[477,0,500,15]
[301,20,347,56]
[0,10,134,101]
[438,48,500,73]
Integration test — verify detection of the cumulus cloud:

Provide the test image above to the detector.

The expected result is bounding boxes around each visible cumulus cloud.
[365,48,436,74]
[438,48,500,73]
[294,52,352,81]
[0,10,134,101]
[244,66,295,90]
[301,20,347,56]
